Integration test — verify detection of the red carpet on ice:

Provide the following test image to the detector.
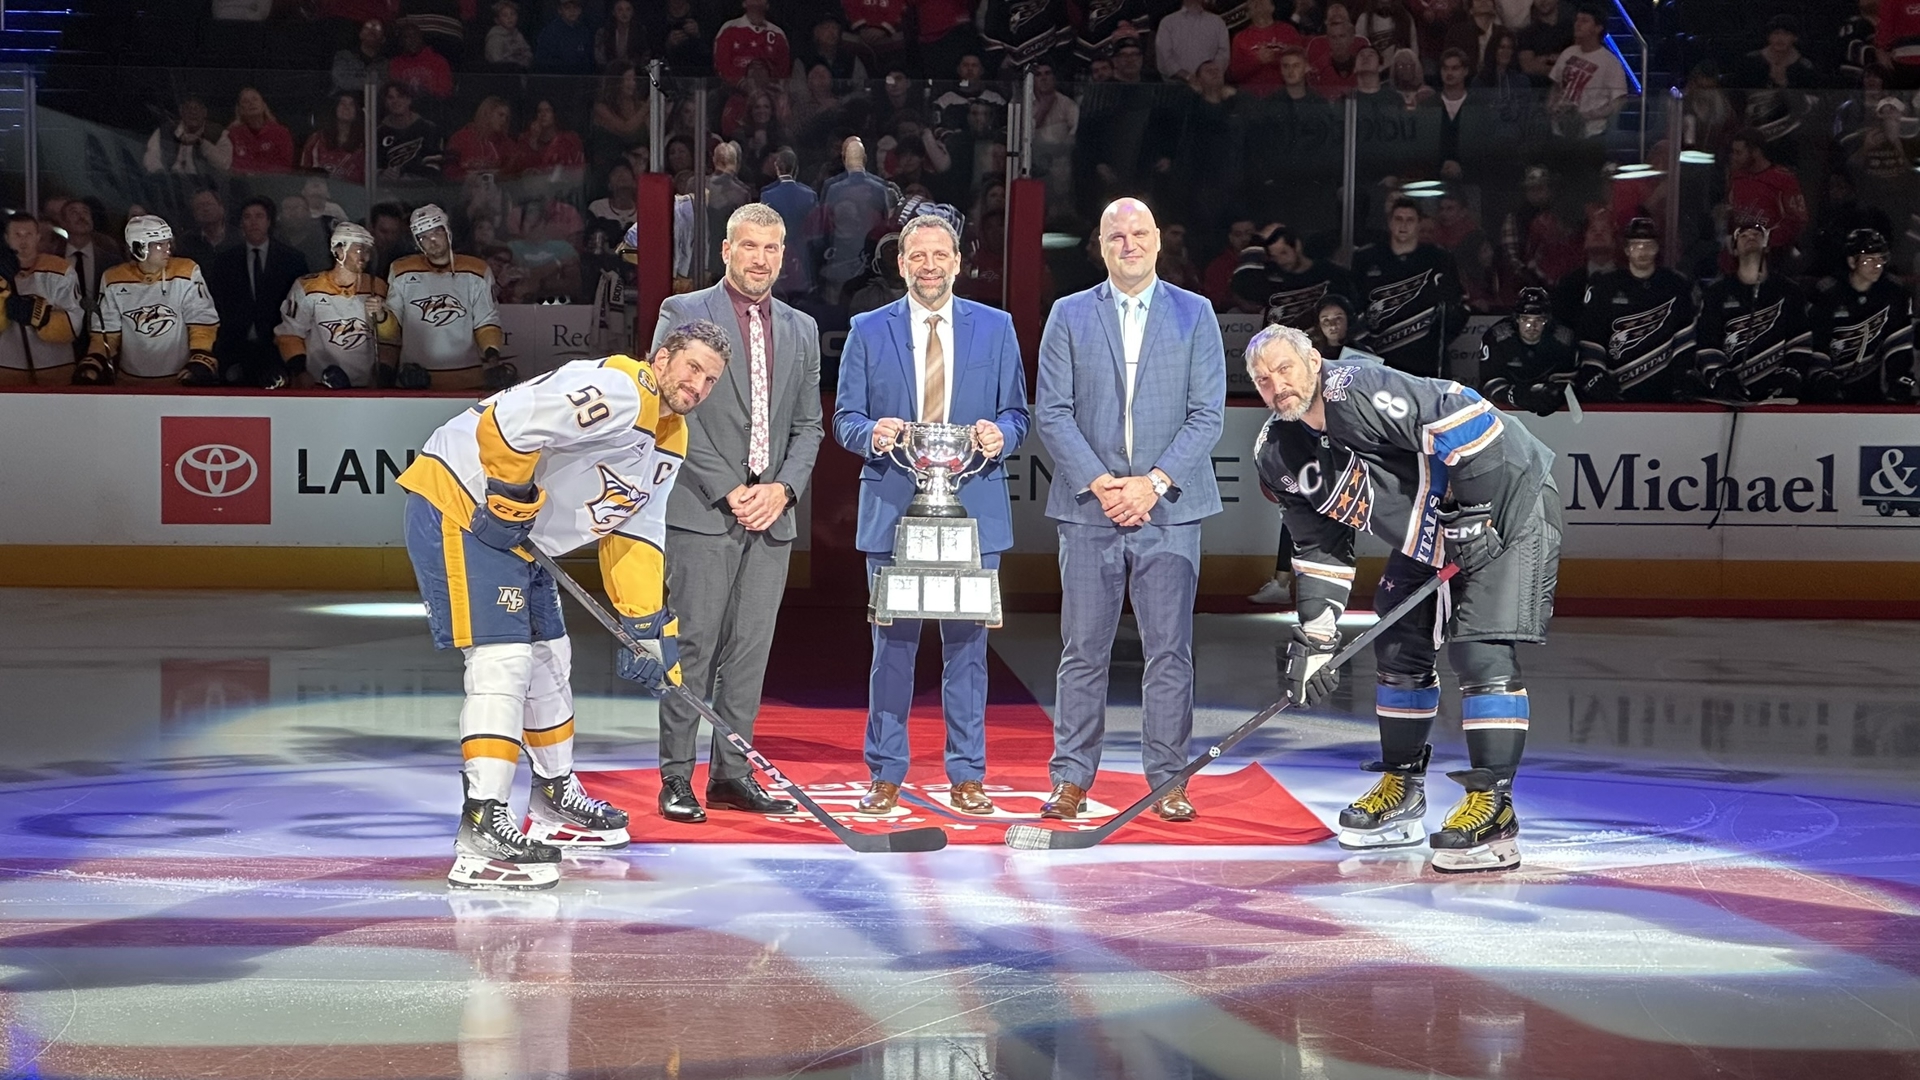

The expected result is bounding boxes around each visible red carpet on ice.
[581,610,1333,846]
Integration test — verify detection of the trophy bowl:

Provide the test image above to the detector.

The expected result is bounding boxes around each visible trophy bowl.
[890,421,987,518]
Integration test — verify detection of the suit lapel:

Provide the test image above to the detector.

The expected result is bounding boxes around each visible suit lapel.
[887,298,916,416]
[1093,280,1126,388]
[704,287,750,413]
[769,299,798,417]
[1137,283,1175,387]
[951,299,977,415]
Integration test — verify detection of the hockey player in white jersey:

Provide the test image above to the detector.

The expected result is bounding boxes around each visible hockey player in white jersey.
[0,210,85,386]
[77,215,220,387]
[396,320,731,889]
[387,204,511,392]
[276,223,398,389]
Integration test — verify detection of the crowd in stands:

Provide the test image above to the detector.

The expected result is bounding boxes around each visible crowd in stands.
[1,0,1916,402]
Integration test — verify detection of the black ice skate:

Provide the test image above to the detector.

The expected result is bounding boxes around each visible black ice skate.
[526,771,632,849]
[1429,768,1520,873]
[450,798,563,889]
[1337,745,1429,850]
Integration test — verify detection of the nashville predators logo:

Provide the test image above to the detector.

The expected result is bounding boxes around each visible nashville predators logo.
[1267,281,1331,329]
[584,463,648,534]
[410,294,468,327]
[1365,272,1430,326]
[1723,300,1783,363]
[1608,299,1675,360]
[126,304,179,337]
[319,318,370,350]
[1830,307,1890,368]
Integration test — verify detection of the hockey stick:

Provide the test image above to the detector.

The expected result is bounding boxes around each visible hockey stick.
[1004,562,1460,851]
[525,546,949,854]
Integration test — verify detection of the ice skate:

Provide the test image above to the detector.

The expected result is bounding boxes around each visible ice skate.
[1428,768,1520,874]
[450,798,563,890]
[1337,745,1429,849]
[526,771,631,849]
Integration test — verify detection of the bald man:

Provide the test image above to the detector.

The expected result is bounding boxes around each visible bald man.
[1033,198,1227,824]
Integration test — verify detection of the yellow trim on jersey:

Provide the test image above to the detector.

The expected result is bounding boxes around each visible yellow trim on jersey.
[599,354,666,432]
[89,330,120,360]
[523,717,575,747]
[40,306,75,345]
[441,510,474,647]
[187,323,216,352]
[597,533,666,618]
[100,258,203,287]
[475,324,505,351]
[461,735,522,763]
[476,404,540,486]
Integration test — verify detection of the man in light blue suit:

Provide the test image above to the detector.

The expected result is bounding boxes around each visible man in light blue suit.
[834,213,1030,817]
[1034,197,1227,823]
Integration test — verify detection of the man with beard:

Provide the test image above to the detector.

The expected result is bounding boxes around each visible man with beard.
[1249,323,1561,872]
[1574,216,1697,402]
[1694,214,1812,402]
[1808,228,1916,403]
[1232,222,1357,331]
[832,214,1031,815]
[1352,199,1466,377]
[1479,286,1577,415]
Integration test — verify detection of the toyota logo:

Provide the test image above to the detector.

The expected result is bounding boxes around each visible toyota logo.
[174,443,259,498]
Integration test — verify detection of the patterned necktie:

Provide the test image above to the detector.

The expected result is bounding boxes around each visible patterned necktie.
[923,314,945,424]
[747,303,770,476]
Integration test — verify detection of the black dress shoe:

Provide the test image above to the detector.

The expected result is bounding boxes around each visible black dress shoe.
[658,774,706,823]
[707,776,798,815]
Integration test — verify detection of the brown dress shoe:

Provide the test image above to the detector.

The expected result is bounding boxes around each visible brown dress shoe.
[1040,781,1088,820]
[1153,785,1196,822]
[948,779,995,815]
[856,780,901,814]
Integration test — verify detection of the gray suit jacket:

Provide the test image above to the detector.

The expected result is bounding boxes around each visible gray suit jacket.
[651,285,824,541]
[1034,277,1227,526]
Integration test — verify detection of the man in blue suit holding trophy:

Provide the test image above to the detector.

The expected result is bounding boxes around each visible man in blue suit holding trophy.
[834,213,1031,817]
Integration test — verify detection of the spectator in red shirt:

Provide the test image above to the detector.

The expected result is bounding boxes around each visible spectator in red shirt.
[844,0,906,43]
[517,99,586,184]
[1230,0,1306,91]
[447,96,520,179]
[226,87,294,174]
[390,18,454,101]
[298,92,366,184]
[714,0,793,84]
[1307,2,1371,97]
[914,0,980,79]
[1725,127,1807,257]
[1204,218,1259,310]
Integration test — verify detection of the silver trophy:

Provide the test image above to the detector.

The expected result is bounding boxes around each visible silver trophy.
[872,421,1002,627]
[886,421,992,518]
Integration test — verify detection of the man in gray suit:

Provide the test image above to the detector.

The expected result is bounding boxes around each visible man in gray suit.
[1034,197,1227,823]
[649,202,824,823]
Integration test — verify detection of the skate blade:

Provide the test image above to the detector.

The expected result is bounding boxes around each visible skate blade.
[1337,818,1426,850]
[1428,837,1521,874]
[448,854,561,890]
[526,820,631,849]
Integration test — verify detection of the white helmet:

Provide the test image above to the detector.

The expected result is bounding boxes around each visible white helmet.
[409,203,451,240]
[330,222,376,262]
[125,215,174,262]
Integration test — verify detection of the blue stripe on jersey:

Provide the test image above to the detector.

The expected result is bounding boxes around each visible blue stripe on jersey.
[1462,692,1530,720]
[1377,684,1442,712]
[1429,409,1500,464]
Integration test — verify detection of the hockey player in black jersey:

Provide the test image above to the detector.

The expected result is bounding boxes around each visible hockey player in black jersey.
[1479,287,1577,416]
[1352,199,1466,378]
[1248,324,1562,873]
[1808,229,1917,404]
[1232,223,1358,331]
[1695,215,1813,402]
[1574,217,1698,403]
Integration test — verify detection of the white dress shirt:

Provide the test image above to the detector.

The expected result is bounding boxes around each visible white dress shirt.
[1112,276,1158,461]
[909,293,956,424]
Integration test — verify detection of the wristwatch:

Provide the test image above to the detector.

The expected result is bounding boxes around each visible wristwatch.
[1148,472,1170,497]
[779,481,797,508]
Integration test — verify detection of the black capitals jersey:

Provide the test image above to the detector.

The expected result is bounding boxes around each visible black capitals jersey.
[1077,0,1159,64]
[1231,253,1358,331]
[1479,319,1578,413]
[1254,362,1553,629]
[1697,274,1812,397]
[1576,267,1697,402]
[1350,243,1465,378]
[1809,275,1915,401]
[980,0,1073,68]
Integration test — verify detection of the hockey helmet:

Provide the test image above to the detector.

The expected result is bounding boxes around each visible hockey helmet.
[409,203,451,240]
[1729,211,1770,240]
[1624,216,1659,242]
[1514,287,1552,317]
[125,214,174,262]
[1846,228,1891,258]
[330,222,376,261]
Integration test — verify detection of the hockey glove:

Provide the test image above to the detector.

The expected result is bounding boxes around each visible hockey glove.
[1439,502,1501,575]
[4,292,47,329]
[1521,382,1561,417]
[317,364,352,390]
[1284,625,1342,706]
[1804,368,1843,403]
[468,477,545,552]
[1758,365,1803,401]
[1894,375,1918,403]
[616,609,682,691]
[394,362,432,390]
[74,354,111,385]
[482,348,519,391]
[1573,362,1618,402]
[178,351,220,387]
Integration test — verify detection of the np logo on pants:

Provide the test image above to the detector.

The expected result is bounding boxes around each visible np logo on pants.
[497,587,526,612]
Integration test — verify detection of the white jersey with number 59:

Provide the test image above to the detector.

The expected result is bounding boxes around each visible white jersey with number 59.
[397,354,685,616]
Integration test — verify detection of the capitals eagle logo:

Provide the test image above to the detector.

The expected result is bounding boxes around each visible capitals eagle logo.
[1365,271,1431,326]
[126,304,179,337]
[1829,306,1890,369]
[319,318,370,350]
[1608,298,1676,360]
[410,294,468,327]
[585,463,648,534]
